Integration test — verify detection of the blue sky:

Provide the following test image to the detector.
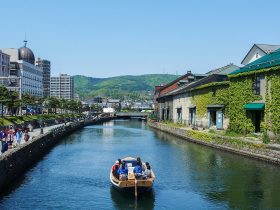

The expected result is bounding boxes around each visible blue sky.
[1,0,280,78]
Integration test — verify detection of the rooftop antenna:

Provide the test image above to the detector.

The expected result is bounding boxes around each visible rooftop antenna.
[24,33,27,47]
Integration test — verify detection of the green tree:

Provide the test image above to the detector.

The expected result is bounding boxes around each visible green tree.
[22,93,35,115]
[60,98,69,114]
[6,91,21,116]
[77,100,82,114]
[68,100,77,113]
[48,97,60,114]
[91,103,102,113]
[0,85,9,117]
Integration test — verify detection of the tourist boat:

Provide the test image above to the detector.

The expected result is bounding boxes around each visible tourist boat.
[110,157,155,196]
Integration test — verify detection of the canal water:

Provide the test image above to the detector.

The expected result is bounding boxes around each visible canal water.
[1,119,280,209]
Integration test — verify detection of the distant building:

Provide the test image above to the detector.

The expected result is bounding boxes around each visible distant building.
[206,63,240,75]
[106,99,121,111]
[0,50,10,86]
[103,107,115,113]
[93,96,103,103]
[50,74,74,100]
[241,44,280,65]
[1,41,43,97]
[36,58,51,97]
[154,71,206,116]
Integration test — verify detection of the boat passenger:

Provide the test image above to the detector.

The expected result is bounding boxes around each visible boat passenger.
[136,156,144,169]
[143,164,152,179]
[112,159,121,179]
[133,161,143,179]
[118,163,128,181]
[136,157,142,165]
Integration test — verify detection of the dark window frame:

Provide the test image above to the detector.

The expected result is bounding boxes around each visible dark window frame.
[252,75,261,95]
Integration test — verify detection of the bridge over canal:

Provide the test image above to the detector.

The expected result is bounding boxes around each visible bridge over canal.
[116,112,149,119]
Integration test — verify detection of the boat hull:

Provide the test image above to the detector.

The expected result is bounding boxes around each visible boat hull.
[110,174,154,193]
[111,183,152,193]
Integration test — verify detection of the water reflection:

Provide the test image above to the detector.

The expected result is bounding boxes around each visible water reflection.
[110,186,155,210]
[103,121,115,137]
[152,127,280,209]
[1,120,280,209]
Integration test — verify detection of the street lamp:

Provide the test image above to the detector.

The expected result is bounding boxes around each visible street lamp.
[39,118,44,134]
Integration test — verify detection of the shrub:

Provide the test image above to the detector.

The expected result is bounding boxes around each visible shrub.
[262,130,270,144]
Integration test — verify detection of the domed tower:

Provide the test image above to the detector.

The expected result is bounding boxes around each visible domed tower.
[18,40,35,64]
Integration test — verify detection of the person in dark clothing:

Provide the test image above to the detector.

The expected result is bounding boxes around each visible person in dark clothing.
[0,130,3,153]
[1,129,8,153]
[136,157,142,166]
[133,161,143,179]
[118,162,128,181]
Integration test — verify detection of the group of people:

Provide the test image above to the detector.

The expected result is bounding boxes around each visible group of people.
[112,157,152,181]
[1,126,30,154]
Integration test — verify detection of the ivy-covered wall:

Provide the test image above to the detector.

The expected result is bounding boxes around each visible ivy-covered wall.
[228,76,262,134]
[265,71,280,137]
[191,82,229,118]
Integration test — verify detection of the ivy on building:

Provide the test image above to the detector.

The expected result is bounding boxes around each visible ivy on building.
[227,76,262,134]
[191,82,229,118]
[265,71,280,140]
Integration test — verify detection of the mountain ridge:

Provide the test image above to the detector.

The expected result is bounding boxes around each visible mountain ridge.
[74,74,179,99]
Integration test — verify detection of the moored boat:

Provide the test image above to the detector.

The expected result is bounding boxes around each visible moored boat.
[110,157,155,196]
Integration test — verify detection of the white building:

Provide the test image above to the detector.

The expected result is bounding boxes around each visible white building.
[50,74,74,100]
[241,44,280,65]
[0,50,10,86]
[1,41,43,97]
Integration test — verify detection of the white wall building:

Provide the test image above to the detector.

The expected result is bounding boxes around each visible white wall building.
[0,50,10,86]
[1,41,43,97]
[19,60,43,96]
[50,74,74,100]
[241,44,280,65]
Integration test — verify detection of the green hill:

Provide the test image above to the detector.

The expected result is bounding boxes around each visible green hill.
[74,74,179,100]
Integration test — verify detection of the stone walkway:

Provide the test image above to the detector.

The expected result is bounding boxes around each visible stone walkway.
[0,123,66,155]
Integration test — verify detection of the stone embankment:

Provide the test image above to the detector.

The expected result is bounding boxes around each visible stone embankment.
[148,120,280,165]
[0,116,114,191]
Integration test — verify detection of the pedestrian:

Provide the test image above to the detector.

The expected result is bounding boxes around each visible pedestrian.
[24,130,30,142]
[7,128,14,149]
[1,129,8,153]
[15,129,22,146]
[0,129,3,154]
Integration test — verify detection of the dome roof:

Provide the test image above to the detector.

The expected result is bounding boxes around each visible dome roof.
[18,41,35,64]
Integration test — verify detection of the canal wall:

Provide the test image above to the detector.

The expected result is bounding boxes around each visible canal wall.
[0,117,115,192]
[148,121,280,165]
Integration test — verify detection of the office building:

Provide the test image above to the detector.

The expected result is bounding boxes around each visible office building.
[0,50,10,86]
[50,74,74,100]
[36,58,51,97]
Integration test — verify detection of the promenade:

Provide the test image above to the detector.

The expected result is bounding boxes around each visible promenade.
[0,123,66,155]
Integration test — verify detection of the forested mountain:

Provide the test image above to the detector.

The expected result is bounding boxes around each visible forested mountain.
[74,74,179,99]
